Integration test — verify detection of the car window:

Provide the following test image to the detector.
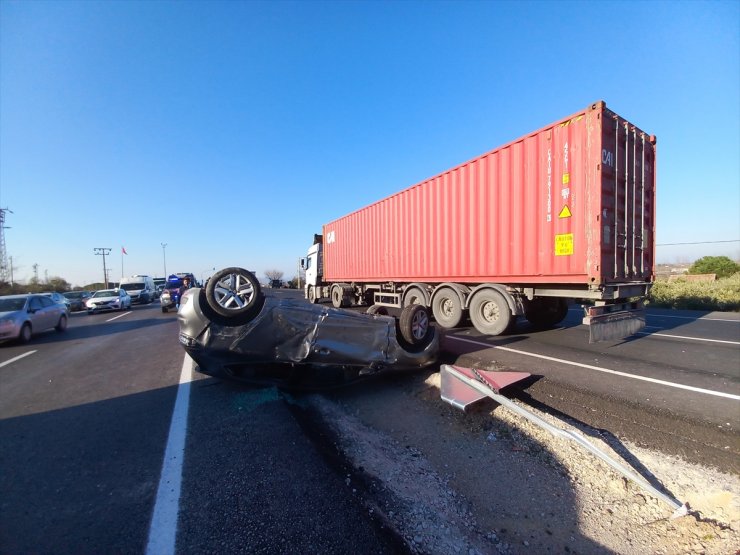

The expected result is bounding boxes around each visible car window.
[0,298,27,311]
[29,297,43,310]
[39,296,55,308]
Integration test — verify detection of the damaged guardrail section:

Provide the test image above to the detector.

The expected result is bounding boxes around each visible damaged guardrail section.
[439,364,687,519]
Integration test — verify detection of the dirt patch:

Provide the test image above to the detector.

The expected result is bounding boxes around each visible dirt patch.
[305,368,739,554]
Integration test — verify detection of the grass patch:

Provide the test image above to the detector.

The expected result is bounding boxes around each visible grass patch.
[648,273,740,311]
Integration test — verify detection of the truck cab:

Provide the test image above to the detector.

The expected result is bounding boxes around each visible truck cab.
[301,241,322,303]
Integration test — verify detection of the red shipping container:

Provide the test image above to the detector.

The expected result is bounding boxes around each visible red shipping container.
[322,101,655,288]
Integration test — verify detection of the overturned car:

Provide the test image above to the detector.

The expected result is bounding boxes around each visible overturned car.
[178,267,438,387]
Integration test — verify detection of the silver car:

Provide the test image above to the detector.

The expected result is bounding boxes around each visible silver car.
[178,267,438,387]
[42,291,72,315]
[86,289,132,314]
[0,294,69,344]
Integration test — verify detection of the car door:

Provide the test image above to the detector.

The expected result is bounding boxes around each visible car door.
[28,296,52,330]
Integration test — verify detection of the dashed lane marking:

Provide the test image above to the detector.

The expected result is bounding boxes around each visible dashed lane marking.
[0,350,36,368]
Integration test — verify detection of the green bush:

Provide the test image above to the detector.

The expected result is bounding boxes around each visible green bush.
[688,256,740,279]
[649,273,740,311]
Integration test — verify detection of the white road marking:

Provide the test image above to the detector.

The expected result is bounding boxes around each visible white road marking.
[649,313,740,323]
[447,336,740,401]
[146,354,194,555]
[636,331,740,345]
[106,311,133,322]
[0,350,36,368]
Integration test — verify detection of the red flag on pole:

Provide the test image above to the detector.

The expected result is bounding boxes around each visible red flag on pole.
[122,247,128,255]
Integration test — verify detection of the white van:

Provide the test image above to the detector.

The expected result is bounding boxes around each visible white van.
[119,275,156,304]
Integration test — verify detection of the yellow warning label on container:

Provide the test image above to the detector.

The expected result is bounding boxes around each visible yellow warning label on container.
[562,173,570,184]
[555,233,574,256]
[558,205,572,219]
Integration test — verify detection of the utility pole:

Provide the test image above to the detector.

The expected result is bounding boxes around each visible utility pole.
[0,208,13,283]
[8,255,14,286]
[161,243,168,278]
[94,248,112,288]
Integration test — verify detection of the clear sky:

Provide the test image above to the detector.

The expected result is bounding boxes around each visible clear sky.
[1,0,738,287]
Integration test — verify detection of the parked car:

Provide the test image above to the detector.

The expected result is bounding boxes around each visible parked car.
[177,267,438,387]
[42,291,71,314]
[86,289,132,314]
[63,291,92,312]
[0,294,68,343]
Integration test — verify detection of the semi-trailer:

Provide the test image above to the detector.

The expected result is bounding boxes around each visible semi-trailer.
[301,101,655,342]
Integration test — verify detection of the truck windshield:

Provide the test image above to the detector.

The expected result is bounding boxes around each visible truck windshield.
[120,283,144,290]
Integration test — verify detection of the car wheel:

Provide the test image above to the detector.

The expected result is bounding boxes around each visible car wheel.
[55,314,68,332]
[398,304,431,345]
[469,289,511,336]
[366,305,389,316]
[205,267,262,320]
[431,287,463,328]
[162,307,168,313]
[19,323,32,344]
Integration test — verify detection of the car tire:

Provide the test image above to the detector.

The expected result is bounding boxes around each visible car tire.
[162,307,168,313]
[55,314,68,332]
[18,323,32,344]
[205,267,263,320]
[398,304,431,345]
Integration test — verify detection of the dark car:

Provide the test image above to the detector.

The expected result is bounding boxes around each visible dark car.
[177,267,438,387]
[63,291,92,312]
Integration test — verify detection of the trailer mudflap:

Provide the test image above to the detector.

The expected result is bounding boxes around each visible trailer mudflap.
[583,301,645,343]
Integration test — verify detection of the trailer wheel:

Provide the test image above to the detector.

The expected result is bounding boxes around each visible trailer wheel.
[398,305,431,345]
[366,305,389,316]
[524,298,568,329]
[403,287,427,308]
[307,285,318,304]
[205,267,263,321]
[331,285,347,308]
[431,287,463,328]
[469,289,511,336]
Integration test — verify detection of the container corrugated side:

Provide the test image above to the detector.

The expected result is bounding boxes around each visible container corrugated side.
[323,101,655,287]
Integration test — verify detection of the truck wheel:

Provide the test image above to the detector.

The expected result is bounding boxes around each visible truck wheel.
[525,298,568,328]
[307,285,318,304]
[366,305,389,316]
[331,285,346,309]
[206,267,263,320]
[398,305,431,345]
[469,289,511,336]
[432,287,463,328]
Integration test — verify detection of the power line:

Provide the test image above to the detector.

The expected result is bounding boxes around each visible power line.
[657,240,740,246]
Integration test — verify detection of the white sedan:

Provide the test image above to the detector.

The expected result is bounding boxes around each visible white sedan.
[86,289,132,314]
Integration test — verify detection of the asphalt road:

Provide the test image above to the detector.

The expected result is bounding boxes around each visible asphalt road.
[441,306,740,472]
[0,295,738,553]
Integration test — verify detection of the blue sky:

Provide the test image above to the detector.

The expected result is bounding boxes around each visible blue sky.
[1,0,738,287]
